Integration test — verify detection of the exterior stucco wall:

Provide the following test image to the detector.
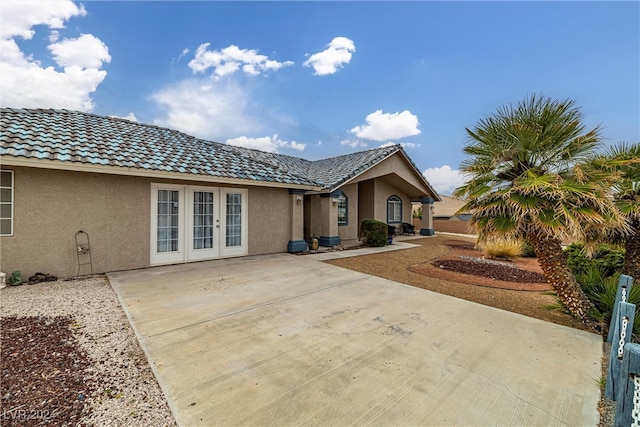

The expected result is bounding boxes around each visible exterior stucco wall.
[337,183,359,241]
[0,167,294,279]
[319,195,337,238]
[247,187,291,254]
[1,167,150,279]
[357,180,375,224]
[305,195,323,240]
[373,179,411,225]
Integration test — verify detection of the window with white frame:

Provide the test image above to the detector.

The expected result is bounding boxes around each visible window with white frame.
[337,193,348,225]
[0,170,13,236]
[387,195,402,223]
[225,192,243,247]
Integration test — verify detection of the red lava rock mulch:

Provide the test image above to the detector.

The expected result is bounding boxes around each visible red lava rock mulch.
[408,239,552,292]
[1,316,92,426]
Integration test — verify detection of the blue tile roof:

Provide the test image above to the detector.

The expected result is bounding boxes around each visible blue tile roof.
[0,108,428,192]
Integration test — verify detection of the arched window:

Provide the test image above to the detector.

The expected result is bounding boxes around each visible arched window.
[387,195,402,223]
[337,193,348,225]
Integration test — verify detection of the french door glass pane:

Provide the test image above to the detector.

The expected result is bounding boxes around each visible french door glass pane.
[193,191,214,250]
[157,190,179,253]
[0,219,11,235]
[0,171,12,188]
[226,193,242,247]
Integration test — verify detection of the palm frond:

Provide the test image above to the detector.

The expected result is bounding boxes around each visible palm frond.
[455,94,628,246]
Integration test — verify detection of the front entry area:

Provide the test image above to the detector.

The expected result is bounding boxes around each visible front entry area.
[150,184,247,265]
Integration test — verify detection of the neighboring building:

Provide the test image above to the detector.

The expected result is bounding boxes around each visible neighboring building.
[432,195,475,235]
[0,108,440,278]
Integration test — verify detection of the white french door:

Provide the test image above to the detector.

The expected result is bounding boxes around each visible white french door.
[187,187,219,261]
[151,184,247,265]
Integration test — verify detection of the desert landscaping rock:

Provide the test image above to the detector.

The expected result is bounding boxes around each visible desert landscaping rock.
[432,259,547,284]
[0,277,176,426]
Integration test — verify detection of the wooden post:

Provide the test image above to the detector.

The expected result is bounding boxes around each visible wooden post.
[608,275,635,343]
[614,343,640,426]
[606,301,636,400]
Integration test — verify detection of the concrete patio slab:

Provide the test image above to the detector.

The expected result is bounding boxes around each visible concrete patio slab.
[108,248,602,426]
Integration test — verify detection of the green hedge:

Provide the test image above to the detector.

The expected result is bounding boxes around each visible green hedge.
[564,242,625,277]
[359,219,388,247]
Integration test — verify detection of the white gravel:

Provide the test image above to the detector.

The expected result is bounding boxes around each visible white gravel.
[0,276,176,426]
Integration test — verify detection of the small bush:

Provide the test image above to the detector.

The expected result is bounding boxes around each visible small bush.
[359,219,388,247]
[565,243,590,276]
[479,237,523,261]
[593,244,625,276]
[565,242,625,277]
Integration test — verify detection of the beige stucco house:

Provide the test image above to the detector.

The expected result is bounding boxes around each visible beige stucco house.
[0,108,440,279]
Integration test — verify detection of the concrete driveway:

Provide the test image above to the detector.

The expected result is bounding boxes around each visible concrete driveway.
[108,243,602,426]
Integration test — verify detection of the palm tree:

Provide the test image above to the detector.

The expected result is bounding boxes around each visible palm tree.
[589,142,640,278]
[454,95,628,327]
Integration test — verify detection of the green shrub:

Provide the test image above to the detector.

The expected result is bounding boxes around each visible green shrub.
[565,243,591,276]
[565,242,625,277]
[359,219,388,247]
[592,244,625,276]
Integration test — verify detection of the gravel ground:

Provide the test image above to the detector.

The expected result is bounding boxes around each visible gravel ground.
[0,276,176,426]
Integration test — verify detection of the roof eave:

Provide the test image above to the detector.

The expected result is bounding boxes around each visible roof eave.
[325,148,400,192]
[329,147,442,201]
[395,148,442,201]
[0,156,321,191]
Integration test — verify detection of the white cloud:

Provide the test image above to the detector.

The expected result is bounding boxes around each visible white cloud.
[111,113,138,122]
[303,36,355,75]
[226,134,305,153]
[188,43,294,78]
[379,141,421,150]
[152,78,259,140]
[154,42,298,140]
[49,33,110,69]
[422,165,466,196]
[340,139,368,149]
[0,0,110,111]
[400,142,420,149]
[178,48,189,60]
[0,1,86,39]
[350,110,421,141]
[378,142,396,148]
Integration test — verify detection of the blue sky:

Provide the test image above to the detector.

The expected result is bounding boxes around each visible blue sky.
[1,1,638,195]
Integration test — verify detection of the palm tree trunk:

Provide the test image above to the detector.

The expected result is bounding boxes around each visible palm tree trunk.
[625,219,640,280]
[527,232,598,329]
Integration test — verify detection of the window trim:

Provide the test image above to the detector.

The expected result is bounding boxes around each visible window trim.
[387,195,402,224]
[337,192,348,226]
[0,170,14,237]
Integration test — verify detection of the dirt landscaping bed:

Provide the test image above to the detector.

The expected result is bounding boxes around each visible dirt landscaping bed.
[0,277,176,426]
